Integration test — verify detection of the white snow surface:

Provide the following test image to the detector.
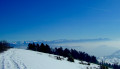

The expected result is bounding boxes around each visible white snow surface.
[98,50,120,65]
[0,49,100,69]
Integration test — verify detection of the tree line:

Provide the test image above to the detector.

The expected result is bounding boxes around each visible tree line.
[0,40,12,53]
[28,43,120,69]
[27,43,98,63]
[99,61,120,69]
[27,43,120,69]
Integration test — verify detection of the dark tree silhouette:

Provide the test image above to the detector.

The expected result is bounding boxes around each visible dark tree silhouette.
[0,40,11,52]
[56,47,64,56]
[27,43,98,64]
[63,48,70,57]
[27,43,35,50]
[67,54,74,62]
[36,43,39,51]
[45,44,51,53]
[71,49,79,59]
[39,43,45,52]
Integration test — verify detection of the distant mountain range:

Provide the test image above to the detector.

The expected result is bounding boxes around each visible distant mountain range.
[10,38,110,48]
[10,38,110,45]
[10,38,118,57]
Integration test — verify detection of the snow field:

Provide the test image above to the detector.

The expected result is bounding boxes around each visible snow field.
[0,49,100,69]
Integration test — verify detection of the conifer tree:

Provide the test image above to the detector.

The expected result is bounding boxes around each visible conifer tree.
[45,44,51,53]
[27,43,33,50]
[67,54,74,62]
[39,43,45,52]
[36,43,39,51]
[56,47,63,56]
[63,48,70,57]
[0,41,11,52]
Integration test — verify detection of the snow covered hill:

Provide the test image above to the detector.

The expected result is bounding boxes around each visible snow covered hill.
[98,50,120,65]
[0,49,100,69]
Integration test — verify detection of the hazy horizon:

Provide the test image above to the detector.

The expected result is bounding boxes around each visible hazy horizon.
[7,38,120,57]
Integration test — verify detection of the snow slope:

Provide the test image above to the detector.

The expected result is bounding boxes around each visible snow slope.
[98,50,120,65]
[0,49,100,69]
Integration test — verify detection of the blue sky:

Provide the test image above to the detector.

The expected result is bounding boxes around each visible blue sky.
[1,0,120,41]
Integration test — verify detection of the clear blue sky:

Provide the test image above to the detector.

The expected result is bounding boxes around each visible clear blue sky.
[1,0,120,41]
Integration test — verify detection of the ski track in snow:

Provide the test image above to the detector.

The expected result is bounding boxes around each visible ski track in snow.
[0,49,102,69]
[0,50,27,69]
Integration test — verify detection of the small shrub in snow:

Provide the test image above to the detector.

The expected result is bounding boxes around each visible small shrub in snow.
[67,54,74,62]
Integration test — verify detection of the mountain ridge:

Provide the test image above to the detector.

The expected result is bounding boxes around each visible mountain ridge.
[98,50,120,65]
